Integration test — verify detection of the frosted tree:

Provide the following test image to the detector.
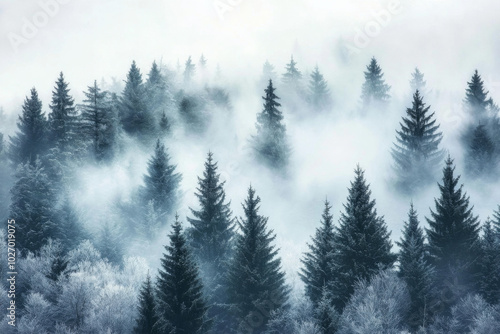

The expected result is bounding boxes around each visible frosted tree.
[308,66,332,112]
[145,61,171,117]
[361,57,390,109]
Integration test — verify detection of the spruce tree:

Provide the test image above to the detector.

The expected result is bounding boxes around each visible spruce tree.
[159,111,171,135]
[97,222,124,265]
[300,200,336,307]
[120,61,155,138]
[252,80,291,170]
[361,57,391,109]
[315,288,339,334]
[48,72,76,150]
[155,215,209,334]
[184,56,196,84]
[410,68,426,92]
[145,61,170,116]
[392,90,444,192]
[396,204,434,331]
[466,124,496,178]
[308,66,332,112]
[226,186,289,334]
[493,206,500,235]
[479,219,500,305]
[134,273,159,334]
[141,139,181,217]
[80,80,117,161]
[282,55,302,89]
[261,60,277,84]
[329,166,396,311]
[426,156,481,312]
[464,70,490,116]
[9,88,47,166]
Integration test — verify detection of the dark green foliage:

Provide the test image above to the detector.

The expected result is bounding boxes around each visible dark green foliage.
[178,93,208,134]
[464,70,490,116]
[159,111,171,134]
[134,274,159,334]
[252,80,291,170]
[308,66,332,112]
[426,156,481,313]
[315,288,339,334]
[80,80,118,161]
[466,124,497,178]
[48,72,76,150]
[396,204,434,331]
[141,139,181,216]
[300,200,336,307]
[479,219,500,305]
[227,186,289,334]
[330,166,396,311]
[9,88,47,166]
[392,90,443,193]
[145,61,171,118]
[155,216,209,334]
[0,133,12,220]
[361,57,390,108]
[410,68,426,92]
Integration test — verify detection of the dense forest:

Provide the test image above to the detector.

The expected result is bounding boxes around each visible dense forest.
[1,55,500,334]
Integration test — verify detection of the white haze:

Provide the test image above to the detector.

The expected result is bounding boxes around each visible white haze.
[1,0,500,291]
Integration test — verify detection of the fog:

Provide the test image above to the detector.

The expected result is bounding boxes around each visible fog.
[2,0,500,291]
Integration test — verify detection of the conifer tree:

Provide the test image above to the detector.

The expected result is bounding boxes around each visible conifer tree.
[9,88,47,166]
[426,156,481,312]
[184,56,196,84]
[97,222,124,265]
[252,80,291,170]
[141,139,181,216]
[226,186,289,333]
[392,90,444,193]
[48,72,76,150]
[55,197,87,252]
[464,70,490,116]
[479,219,500,305]
[199,54,207,69]
[145,61,170,116]
[282,55,302,89]
[315,288,339,334]
[300,200,336,307]
[159,111,171,135]
[120,61,155,138]
[134,273,159,334]
[396,204,434,331]
[155,215,209,333]
[262,60,277,84]
[330,166,396,311]
[80,80,117,161]
[308,66,332,112]
[361,57,391,109]
[410,68,426,92]
[466,124,496,178]
[493,206,500,235]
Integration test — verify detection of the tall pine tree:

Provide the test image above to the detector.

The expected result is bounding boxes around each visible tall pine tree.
[361,57,390,109]
[134,273,159,334]
[329,166,396,311]
[252,80,291,170]
[410,68,426,92]
[281,55,302,89]
[308,66,332,112]
[48,72,76,150]
[466,124,496,178]
[478,218,500,305]
[464,70,490,117]
[155,215,209,333]
[300,200,336,307]
[426,156,481,313]
[392,90,444,193]
[226,186,289,334]
[145,61,171,117]
[184,56,196,84]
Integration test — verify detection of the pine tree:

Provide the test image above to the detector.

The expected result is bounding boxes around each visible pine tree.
[315,288,339,334]
[282,55,302,89]
[48,72,76,150]
[392,90,444,192]
[145,61,170,116]
[97,222,123,265]
[478,219,500,305]
[308,66,332,112]
[464,70,490,116]
[159,111,171,134]
[184,56,196,84]
[55,197,87,252]
[426,156,481,312]
[300,200,336,307]
[134,273,159,334]
[252,80,291,170]
[493,206,500,235]
[9,88,47,166]
[226,186,289,334]
[466,124,496,178]
[410,68,426,92]
[155,215,209,333]
[199,54,207,69]
[80,80,117,161]
[330,166,396,311]
[9,159,56,254]
[262,60,277,84]
[361,57,391,108]
[396,204,434,331]
[141,139,181,216]
[120,61,155,138]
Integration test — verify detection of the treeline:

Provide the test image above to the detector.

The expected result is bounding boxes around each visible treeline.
[0,55,499,333]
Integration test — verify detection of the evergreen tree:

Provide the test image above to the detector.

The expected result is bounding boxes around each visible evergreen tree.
[9,159,56,254]
[80,80,117,161]
[226,186,289,334]
[426,156,481,313]
[134,273,159,334]
[361,57,391,109]
[493,206,500,235]
[466,124,496,178]
[282,55,302,89]
[300,200,336,307]
[159,111,171,135]
[479,219,500,305]
[55,197,87,252]
[410,67,426,92]
[48,72,76,150]
[315,288,339,334]
[184,56,196,84]
[252,80,291,170]
[141,139,181,217]
[330,166,396,311]
[262,60,277,84]
[145,61,170,116]
[392,90,444,193]
[9,88,47,166]
[119,61,155,138]
[464,70,490,116]
[308,66,332,112]
[396,204,434,331]
[97,222,123,265]
[155,215,209,333]
[199,54,207,69]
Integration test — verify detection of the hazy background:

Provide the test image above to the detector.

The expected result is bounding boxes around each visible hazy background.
[1,0,500,290]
